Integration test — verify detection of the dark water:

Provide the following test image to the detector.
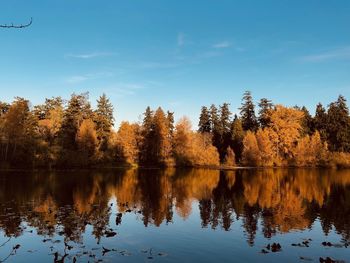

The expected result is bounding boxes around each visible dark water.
[0,169,349,263]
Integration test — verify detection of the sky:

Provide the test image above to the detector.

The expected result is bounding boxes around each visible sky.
[0,0,350,128]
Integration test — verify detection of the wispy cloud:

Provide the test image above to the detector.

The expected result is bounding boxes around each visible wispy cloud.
[65,52,115,59]
[299,47,350,62]
[138,61,180,69]
[212,41,231,49]
[66,75,89,84]
[104,83,146,98]
[65,72,114,84]
[177,32,185,47]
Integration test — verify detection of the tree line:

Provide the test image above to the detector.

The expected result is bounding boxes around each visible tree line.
[0,91,349,168]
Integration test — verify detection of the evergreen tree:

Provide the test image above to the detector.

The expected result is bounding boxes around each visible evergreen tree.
[240,91,258,131]
[60,93,92,151]
[230,115,244,162]
[167,111,175,136]
[314,103,328,142]
[300,106,314,136]
[198,106,211,133]
[33,97,63,120]
[220,103,231,135]
[327,95,350,152]
[258,98,273,128]
[140,106,155,164]
[219,103,232,160]
[94,94,114,151]
[210,104,221,151]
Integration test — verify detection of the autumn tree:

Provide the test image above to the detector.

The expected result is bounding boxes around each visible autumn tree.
[242,131,260,166]
[0,102,10,117]
[115,121,140,166]
[191,133,220,166]
[294,131,328,166]
[36,99,64,167]
[255,128,276,166]
[153,107,173,166]
[0,98,38,166]
[269,105,304,162]
[173,117,193,166]
[33,97,63,120]
[240,91,258,131]
[167,111,175,136]
[174,117,219,166]
[76,119,98,166]
[224,146,236,166]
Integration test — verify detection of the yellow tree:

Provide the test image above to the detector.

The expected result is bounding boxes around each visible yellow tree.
[242,131,260,166]
[173,117,192,166]
[153,107,173,166]
[115,121,140,165]
[255,128,276,166]
[76,119,98,165]
[269,105,304,162]
[224,146,236,167]
[294,131,328,166]
[190,132,220,166]
[174,116,219,166]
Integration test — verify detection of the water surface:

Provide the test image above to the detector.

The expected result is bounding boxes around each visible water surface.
[0,168,349,262]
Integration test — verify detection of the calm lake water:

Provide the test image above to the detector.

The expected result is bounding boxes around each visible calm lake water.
[0,168,349,263]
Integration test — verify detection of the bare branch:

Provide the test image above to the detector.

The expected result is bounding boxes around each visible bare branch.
[0,17,32,29]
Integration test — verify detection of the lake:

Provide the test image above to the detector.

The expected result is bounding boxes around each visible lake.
[0,168,349,262]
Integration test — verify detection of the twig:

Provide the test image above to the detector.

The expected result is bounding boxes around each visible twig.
[0,238,11,248]
[0,17,32,29]
[0,244,20,263]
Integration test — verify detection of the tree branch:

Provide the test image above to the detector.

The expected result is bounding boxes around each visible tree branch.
[0,17,32,29]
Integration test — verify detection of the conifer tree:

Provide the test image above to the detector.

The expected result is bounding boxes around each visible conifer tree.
[230,115,244,162]
[300,106,314,136]
[167,111,175,136]
[326,95,350,152]
[209,104,221,152]
[314,103,328,142]
[219,103,232,160]
[240,91,258,131]
[94,94,114,151]
[60,93,92,151]
[258,98,273,128]
[140,106,154,164]
[198,106,211,133]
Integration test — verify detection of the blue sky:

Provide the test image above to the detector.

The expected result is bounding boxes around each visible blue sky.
[1,0,350,128]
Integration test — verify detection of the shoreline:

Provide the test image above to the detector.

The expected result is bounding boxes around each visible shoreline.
[0,165,348,172]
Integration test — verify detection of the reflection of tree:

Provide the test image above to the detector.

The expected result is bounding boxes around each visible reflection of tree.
[0,168,349,245]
